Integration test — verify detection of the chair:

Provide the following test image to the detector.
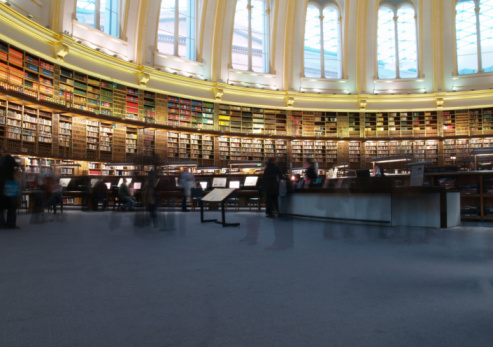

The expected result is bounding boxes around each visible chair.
[191,187,207,211]
[111,187,121,211]
[18,195,29,213]
[248,191,262,211]
[226,190,239,211]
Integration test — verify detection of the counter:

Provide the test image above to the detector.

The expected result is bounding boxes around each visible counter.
[282,186,460,228]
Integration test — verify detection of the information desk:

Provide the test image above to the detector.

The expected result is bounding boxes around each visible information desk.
[283,187,460,228]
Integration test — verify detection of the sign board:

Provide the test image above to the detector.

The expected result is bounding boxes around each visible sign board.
[410,164,425,187]
[202,188,235,202]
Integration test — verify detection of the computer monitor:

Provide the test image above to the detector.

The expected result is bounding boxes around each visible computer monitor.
[244,176,258,187]
[175,177,180,187]
[90,178,99,188]
[104,182,111,190]
[212,177,227,188]
[229,181,240,189]
[133,182,142,190]
[356,169,370,179]
[59,178,71,188]
[199,181,208,190]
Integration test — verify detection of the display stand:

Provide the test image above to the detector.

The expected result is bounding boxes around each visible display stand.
[200,188,240,227]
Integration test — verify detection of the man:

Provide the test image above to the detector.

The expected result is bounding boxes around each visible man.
[262,158,283,218]
[179,168,195,212]
[304,158,318,182]
[119,180,135,211]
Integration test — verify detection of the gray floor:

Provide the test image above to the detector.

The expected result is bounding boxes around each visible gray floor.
[1,210,493,347]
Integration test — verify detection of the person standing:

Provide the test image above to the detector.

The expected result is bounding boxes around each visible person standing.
[262,158,283,218]
[0,154,20,228]
[179,168,195,212]
[46,178,63,214]
[304,158,318,182]
[142,176,160,229]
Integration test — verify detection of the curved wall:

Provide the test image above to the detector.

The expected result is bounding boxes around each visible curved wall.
[1,0,493,112]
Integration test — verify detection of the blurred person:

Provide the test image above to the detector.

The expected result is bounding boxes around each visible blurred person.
[0,154,20,228]
[262,157,283,218]
[142,176,160,230]
[119,180,135,211]
[179,168,195,212]
[46,177,63,214]
[304,158,318,182]
[92,180,109,211]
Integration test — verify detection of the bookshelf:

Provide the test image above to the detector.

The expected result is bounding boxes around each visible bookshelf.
[99,122,113,160]
[126,127,137,154]
[126,87,139,121]
[264,139,275,157]
[252,109,264,134]
[219,136,229,161]
[376,113,388,137]
[58,115,72,157]
[275,139,288,157]
[314,140,325,163]
[143,129,155,156]
[167,131,179,159]
[0,40,55,100]
[0,99,5,140]
[349,141,361,164]
[291,111,302,136]
[229,137,241,160]
[291,140,303,163]
[348,113,360,137]
[364,113,377,137]
[86,119,99,161]
[142,91,156,123]
[6,102,22,152]
[326,141,337,163]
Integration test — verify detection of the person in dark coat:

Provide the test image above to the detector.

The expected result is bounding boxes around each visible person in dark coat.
[92,180,109,211]
[304,159,318,182]
[0,154,20,228]
[262,157,283,218]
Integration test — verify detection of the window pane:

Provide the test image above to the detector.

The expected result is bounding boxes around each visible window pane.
[232,0,251,71]
[323,6,342,79]
[480,0,493,72]
[377,7,396,79]
[397,6,418,78]
[456,1,478,74]
[76,0,96,28]
[100,0,122,37]
[158,0,177,55]
[251,0,268,73]
[178,0,196,60]
[304,5,322,78]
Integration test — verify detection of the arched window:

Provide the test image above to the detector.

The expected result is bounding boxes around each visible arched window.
[157,0,196,60]
[303,3,342,79]
[231,0,270,73]
[377,4,418,79]
[76,0,125,38]
[456,0,493,74]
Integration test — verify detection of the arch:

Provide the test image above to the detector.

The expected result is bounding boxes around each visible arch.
[157,0,197,61]
[231,0,271,73]
[377,2,417,79]
[75,0,125,38]
[303,1,342,79]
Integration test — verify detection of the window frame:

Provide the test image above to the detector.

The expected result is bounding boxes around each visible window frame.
[75,0,125,38]
[454,0,493,75]
[231,0,271,74]
[157,0,197,61]
[302,1,343,79]
[376,2,419,80]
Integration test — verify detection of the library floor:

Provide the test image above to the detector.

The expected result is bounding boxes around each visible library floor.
[1,210,493,347]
